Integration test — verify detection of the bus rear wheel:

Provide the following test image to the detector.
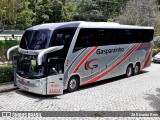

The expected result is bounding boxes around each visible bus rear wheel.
[126,65,133,77]
[133,63,140,75]
[67,76,79,92]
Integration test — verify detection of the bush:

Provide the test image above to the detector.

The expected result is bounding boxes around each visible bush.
[154,40,160,48]
[0,40,20,62]
[153,48,160,56]
[0,65,13,83]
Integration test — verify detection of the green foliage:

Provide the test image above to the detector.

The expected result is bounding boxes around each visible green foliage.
[153,48,160,56]
[153,39,160,56]
[0,40,20,62]
[3,0,159,30]
[62,2,78,21]
[0,0,18,29]
[0,0,130,29]
[34,0,51,24]
[73,0,128,21]
[154,40,160,48]
[49,0,64,22]
[15,2,34,30]
[155,13,160,36]
[33,0,64,25]
[0,65,13,83]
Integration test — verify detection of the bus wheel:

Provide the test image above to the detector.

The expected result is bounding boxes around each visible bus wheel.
[126,65,133,77]
[67,76,79,92]
[134,63,140,75]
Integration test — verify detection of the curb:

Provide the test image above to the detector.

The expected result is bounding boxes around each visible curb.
[0,82,18,93]
[0,81,13,85]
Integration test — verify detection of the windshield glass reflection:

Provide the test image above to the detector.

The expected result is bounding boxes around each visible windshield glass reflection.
[20,30,52,50]
[17,54,45,79]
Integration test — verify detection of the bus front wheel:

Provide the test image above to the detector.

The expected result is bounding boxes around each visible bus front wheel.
[67,76,79,92]
[126,65,133,77]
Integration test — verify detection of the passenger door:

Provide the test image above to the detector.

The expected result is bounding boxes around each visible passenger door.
[46,58,63,95]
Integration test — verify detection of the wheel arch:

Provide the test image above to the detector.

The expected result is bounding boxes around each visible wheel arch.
[127,63,134,68]
[135,62,141,67]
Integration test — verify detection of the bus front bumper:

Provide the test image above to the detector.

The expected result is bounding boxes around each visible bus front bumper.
[16,74,63,95]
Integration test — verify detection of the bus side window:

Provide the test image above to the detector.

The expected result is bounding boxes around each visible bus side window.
[73,29,92,52]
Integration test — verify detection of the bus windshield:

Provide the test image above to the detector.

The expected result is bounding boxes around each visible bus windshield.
[20,30,52,50]
[17,54,45,79]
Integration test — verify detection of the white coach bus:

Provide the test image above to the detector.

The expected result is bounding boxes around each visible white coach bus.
[7,21,154,95]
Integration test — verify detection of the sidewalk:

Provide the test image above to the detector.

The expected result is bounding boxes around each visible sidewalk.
[0,82,17,93]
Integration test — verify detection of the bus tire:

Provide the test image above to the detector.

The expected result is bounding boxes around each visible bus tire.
[134,63,140,75]
[67,76,79,92]
[126,65,133,77]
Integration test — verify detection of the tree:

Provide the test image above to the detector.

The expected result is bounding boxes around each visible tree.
[73,0,106,21]
[117,0,158,27]
[34,0,50,24]
[73,0,128,22]
[15,1,34,30]
[62,1,77,21]
[49,0,64,22]
[34,0,64,25]
[0,0,19,32]
[155,0,160,35]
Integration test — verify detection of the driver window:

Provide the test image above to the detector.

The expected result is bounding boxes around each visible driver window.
[50,28,76,47]
[51,32,65,46]
[47,59,64,76]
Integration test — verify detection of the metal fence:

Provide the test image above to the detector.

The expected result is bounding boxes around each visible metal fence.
[0,30,24,40]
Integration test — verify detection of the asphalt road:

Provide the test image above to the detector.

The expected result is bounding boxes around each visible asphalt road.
[0,63,160,120]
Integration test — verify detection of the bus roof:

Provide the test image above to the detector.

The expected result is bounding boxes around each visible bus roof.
[27,21,154,30]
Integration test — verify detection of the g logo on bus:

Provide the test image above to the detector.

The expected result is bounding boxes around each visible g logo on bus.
[85,59,99,70]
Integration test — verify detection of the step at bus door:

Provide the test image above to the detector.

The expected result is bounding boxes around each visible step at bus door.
[47,74,63,95]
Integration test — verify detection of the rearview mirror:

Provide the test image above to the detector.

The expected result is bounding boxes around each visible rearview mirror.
[49,67,58,75]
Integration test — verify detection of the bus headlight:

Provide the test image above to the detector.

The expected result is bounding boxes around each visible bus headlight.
[35,80,45,86]
[35,83,40,86]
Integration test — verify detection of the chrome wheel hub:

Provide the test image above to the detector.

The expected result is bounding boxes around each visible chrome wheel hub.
[127,67,132,76]
[69,79,76,89]
[134,66,139,73]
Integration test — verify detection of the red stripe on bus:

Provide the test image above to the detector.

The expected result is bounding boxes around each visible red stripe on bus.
[81,43,141,86]
[142,48,153,69]
[73,46,99,73]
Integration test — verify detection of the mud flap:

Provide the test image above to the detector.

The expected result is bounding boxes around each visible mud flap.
[47,74,63,95]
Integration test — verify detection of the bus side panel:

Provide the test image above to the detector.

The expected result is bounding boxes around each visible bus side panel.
[82,44,130,82]
[100,42,152,81]
[72,44,135,85]
[79,42,152,85]
[64,41,152,87]
[110,44,148,78]
[141,41,153,69]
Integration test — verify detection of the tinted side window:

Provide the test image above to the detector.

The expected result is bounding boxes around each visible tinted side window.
[139,29,154,42]
[74,28,110,52]
[73,28,154,52]
[74,29,93,52]
[107,29,153,45]
[93,29,107,46]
